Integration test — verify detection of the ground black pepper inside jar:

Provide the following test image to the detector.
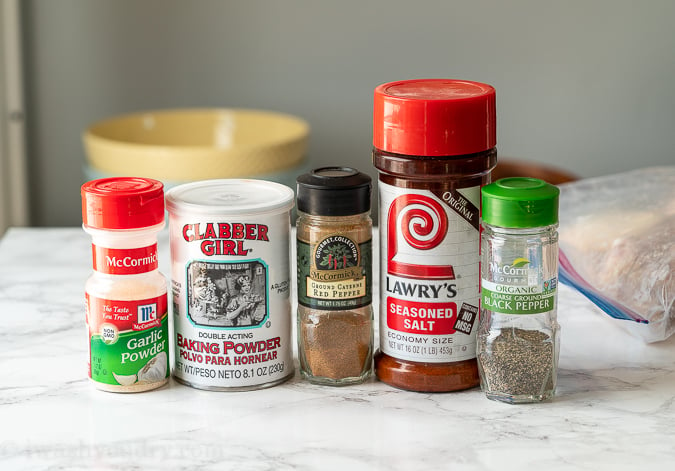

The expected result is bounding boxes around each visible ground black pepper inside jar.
[479,328,555,397]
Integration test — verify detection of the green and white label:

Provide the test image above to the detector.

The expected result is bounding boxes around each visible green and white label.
[481,279,557,314]
[86,294,169,386]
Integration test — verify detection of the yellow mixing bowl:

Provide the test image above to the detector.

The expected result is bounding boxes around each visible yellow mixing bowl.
[83,108,309,181]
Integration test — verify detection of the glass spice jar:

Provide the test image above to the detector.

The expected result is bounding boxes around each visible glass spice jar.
[372,79,497,392]
[477,177,561,403]
[296,167,373,386]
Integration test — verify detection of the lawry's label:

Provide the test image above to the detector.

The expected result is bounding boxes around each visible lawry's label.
[482,257,558,314]
[169,214,292,389]
[379,182,480,363]
[297,236,372,310]
[86,294,169,386]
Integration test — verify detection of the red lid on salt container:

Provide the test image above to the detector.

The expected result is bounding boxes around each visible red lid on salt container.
[373,79,496,157]
[81,177,165,230]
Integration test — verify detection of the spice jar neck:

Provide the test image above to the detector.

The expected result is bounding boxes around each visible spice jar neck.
[373,147,497,179]
[297,211,371,226]
[482,223,558,237]
[84,222,164,249]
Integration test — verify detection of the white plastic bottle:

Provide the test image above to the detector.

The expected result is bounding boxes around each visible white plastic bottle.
[82,177,169,393]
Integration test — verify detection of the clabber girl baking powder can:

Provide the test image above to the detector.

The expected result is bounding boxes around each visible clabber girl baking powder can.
[165,179,295,390]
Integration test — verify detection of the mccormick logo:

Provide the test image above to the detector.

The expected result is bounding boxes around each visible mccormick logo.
[489,257,530,275]
[138,303,157,324]
[93,244,159,275]
[387,194,455,280]
[130,298,165,331]
[105,253,157,269]
[489,258,540,284]
[311,235,362,282]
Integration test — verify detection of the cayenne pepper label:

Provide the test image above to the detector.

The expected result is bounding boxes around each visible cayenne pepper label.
[297,235,372,310]
[379,182,480,363]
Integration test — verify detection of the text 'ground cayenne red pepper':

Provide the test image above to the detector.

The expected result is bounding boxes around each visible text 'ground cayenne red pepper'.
[372,79,497,392]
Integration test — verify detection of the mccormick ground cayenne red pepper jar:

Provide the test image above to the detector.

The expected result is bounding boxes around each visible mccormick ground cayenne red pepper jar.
[296,167,373,386]
[372,79,497,392]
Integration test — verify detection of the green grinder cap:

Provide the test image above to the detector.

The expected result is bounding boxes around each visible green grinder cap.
[481,177,560,228]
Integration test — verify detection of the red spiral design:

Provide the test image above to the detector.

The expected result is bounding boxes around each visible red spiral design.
[387,194,454,279]
[395,195,447,251]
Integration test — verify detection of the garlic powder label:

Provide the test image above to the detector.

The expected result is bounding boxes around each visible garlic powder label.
[86,294,169,386]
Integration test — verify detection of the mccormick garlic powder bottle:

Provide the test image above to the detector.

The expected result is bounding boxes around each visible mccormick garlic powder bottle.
[82,177,169,392]
[372,79,497,392]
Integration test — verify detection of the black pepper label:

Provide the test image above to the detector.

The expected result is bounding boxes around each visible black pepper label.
[297,236,372,310]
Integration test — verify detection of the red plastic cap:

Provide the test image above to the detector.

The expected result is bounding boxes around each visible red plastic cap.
[82,177,165,230]
[373,79,496,156]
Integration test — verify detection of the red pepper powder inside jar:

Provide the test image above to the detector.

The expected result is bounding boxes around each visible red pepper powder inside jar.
[372,79,497,392]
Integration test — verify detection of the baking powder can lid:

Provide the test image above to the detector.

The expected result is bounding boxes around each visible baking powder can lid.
[165,179,295,216]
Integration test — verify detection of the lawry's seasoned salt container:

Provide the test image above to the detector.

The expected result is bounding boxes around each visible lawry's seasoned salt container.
[165,179,295,390]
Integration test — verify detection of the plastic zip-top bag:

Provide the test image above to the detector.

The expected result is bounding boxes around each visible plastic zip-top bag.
[558,167,674,343]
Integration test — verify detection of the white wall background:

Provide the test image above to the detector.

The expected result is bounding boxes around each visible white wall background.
[21,0,675,226]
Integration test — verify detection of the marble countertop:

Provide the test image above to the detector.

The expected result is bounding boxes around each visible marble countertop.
[1,227,674,470]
